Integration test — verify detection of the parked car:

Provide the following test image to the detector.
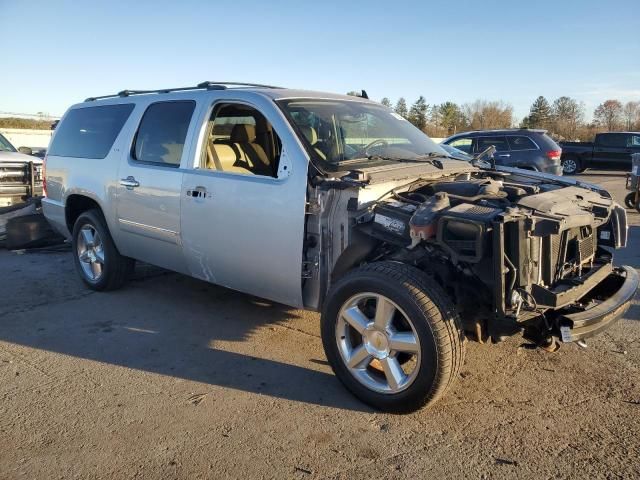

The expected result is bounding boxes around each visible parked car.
[560,132,640,175]
[442,129,563,175]
[43,83,637,412]
[0,133,43,207]
[439,142,473,161]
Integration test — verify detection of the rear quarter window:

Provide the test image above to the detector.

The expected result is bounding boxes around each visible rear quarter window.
[507,136,537,150]
[48,104,135,159]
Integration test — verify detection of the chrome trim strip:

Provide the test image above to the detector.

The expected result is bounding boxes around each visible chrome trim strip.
[118,218,181,245]
[119,219,179,235]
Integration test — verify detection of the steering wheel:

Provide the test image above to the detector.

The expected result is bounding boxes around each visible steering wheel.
[356,138,389,157]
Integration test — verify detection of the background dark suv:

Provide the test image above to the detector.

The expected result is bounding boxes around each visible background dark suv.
[442,129,563,175]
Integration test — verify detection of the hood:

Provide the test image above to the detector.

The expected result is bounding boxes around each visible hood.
[0,151,43,164]
[494,165,607,196]
[347,158,478,184]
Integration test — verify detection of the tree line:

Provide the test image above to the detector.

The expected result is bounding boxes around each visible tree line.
[0,117,55,130]
[349,92,640,141]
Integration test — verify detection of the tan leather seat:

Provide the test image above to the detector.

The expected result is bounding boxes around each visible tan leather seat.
[228,124,272,176]
[206,141,252,174]
[299,126,327,160]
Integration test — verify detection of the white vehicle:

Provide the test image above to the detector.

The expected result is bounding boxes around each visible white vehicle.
[43,82,637,412]
[0,133,43,206]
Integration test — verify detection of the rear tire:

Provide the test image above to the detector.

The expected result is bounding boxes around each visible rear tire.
[72,209,134,291]
[561,157,581,175]
[321,261,465,413]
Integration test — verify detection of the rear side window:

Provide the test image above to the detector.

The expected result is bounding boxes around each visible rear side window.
[507,136,537,150]
[597,133,627,148]
[476,136,509,152]
[48,104,134,159]
[133,101,195,167]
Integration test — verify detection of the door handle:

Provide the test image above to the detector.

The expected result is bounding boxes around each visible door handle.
[120,176,140,189]
[186,186,209,198]
[497,153,511,158]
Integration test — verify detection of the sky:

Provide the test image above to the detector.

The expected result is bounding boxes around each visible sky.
[1,0,638,122]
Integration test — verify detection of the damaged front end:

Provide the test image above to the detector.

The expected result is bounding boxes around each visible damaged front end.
[352,169,638,348]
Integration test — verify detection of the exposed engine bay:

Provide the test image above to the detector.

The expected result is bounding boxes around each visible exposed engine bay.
[303,165,634,347]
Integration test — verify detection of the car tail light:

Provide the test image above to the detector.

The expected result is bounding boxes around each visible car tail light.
[546,150,561,161]
[42,154,47,197]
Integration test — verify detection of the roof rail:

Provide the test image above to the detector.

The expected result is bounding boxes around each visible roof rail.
[84,81,283,102]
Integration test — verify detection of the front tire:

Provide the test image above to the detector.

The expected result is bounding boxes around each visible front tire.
[72,209,134,291]
[624,192,640,212]
[321,262,465,413]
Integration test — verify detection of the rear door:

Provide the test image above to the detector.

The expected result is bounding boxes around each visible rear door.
[180,98,308,308]
[506,135,540,168]
[593,133,630,167]
[115,100,198,274]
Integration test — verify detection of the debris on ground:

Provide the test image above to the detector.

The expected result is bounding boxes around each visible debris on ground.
[0,197,64,250]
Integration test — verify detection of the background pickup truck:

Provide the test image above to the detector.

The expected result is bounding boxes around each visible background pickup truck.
[560,131,640,174]
[0,161,42,207]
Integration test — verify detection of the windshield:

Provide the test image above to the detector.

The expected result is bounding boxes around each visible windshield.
[0,133,17,152]
[277,99,447,165]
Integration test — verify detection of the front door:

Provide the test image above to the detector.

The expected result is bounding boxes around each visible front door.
[476,136,511,166]
[115,100,198,274]
[180,100,308,307]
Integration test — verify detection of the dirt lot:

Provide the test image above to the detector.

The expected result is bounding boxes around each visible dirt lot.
[1,172,639,479]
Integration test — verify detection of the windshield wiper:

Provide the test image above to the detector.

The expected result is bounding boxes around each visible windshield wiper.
[412,152,451,169]
[362,154,446,169]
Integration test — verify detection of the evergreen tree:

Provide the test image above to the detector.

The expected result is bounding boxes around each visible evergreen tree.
[408,96,428,130]
[380,97,392,108]
[395,97,408,118]
[438,101,462,135]
[527,96,552,128]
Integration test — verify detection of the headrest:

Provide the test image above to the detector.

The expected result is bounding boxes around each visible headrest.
[299,126,318,145]
[230,124,256,143]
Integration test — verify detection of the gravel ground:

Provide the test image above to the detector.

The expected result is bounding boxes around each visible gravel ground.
[0,172,638,479]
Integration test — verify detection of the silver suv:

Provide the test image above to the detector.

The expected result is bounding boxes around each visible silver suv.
[43,82,637,412]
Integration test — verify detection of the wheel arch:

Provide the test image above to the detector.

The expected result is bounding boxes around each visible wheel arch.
[329,232,379,284]
[65,194,105,233]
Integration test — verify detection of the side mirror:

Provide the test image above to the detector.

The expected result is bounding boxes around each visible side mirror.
[18,146,33,156]
[472,145,496,169]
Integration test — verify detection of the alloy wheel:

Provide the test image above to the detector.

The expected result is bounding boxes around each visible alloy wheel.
[77,225,105,281]
[562,158,577,174]
[335,292,421,394]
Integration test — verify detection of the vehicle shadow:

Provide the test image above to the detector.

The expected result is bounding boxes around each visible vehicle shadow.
[0,257,369,412]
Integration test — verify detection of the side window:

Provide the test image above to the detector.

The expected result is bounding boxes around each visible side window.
[597,133,627,148]
[133,101,195,167]
[448,137,473,153]
[202,103,281,178]
[507,135,537,150]
[48,104,134,159]
[627,134,640,148]
[476,136,509,152]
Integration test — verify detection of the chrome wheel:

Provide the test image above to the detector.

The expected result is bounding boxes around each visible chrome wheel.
[76,225,105,281]
[562,158,577,174]
[335,292,421,394]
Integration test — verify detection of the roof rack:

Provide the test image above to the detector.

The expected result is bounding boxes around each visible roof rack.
[84,81,283,102]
